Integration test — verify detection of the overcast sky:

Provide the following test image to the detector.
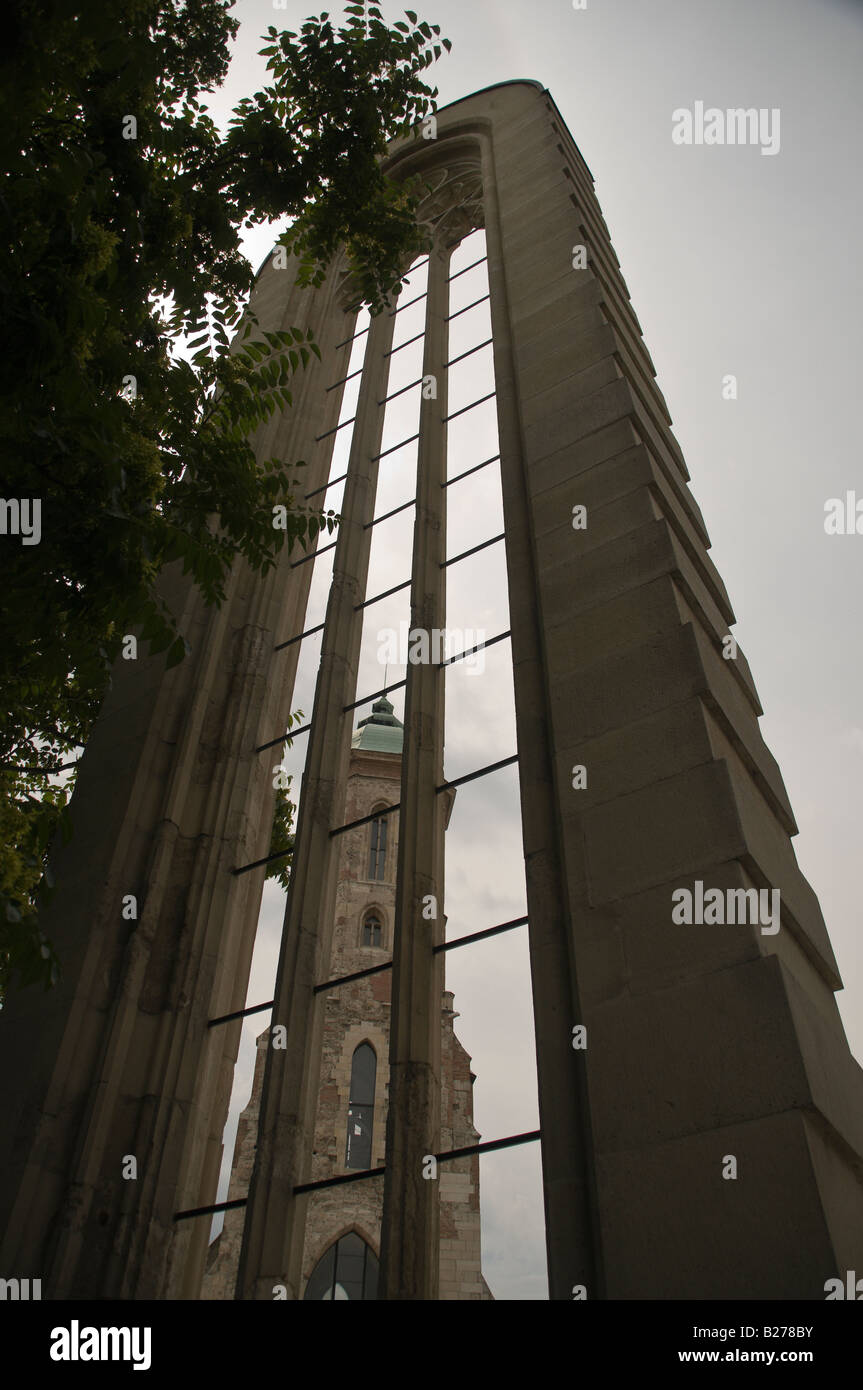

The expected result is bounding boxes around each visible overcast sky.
[206,0,863,1300]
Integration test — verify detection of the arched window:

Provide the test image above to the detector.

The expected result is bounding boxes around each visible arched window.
[361,912,382,948]
[303,1232,379,1301]
[368,810,388,880]
[345,1042,376,1170]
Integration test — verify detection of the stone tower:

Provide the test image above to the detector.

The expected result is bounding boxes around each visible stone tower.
[2,81,862,1301]
[203,698,492,1299]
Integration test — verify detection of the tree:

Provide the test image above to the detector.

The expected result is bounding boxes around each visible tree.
[0,1,450,996]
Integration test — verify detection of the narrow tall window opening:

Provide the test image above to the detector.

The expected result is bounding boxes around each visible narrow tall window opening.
[345,1042,376,1170]
[368,811,388,880]
[361,912,383,948]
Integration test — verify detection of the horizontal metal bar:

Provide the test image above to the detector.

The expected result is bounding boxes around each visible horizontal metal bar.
[305,470,347,501]
[343,678,407,714]
[255,720,311,754]
[441,629,511,668]
[294,1165,386,1197]
[208,999,274,1029]
[334,323,370,351]
[290,537,337,569]
[273,620,325,653]
[232,844,293,876]
[448,254,488,282]
[442,532,505,569]
[388,290,427,317]
[315,413,357,444]
[444,389,496,424]
[325,363,363,393]
[330,802,401,840]
[444,452,500,488]
[435,1129,541,1164]
[173,1197,249,1222]
[446,293,490,322]
[260,630,510,783]
[363,497,416,530]
[314,960,393,995]
[434,915,528,954]
[384,329,425,359]
[4,759,80,775]
[371,431,419,462]
[444,337,493,370]
[378,376,422,406]
[293,1129,542,1196]
[354,577,412,612]
[437,753,518,794]
[208,917,529,1021]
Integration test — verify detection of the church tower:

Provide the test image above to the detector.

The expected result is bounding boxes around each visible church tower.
[203,697,492,1299]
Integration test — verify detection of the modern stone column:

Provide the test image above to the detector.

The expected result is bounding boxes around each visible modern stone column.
[378,245,450,1299]
[236,301,397,1300]
[391,80,863,1300]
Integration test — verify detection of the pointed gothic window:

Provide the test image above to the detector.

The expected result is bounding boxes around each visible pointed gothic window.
[361,912,382,948]
[368,810,387,880]
[303,1232,379,1301]
[345,1042,376,1170]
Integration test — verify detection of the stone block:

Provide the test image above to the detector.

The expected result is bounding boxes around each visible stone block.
[527,416,641,498]
[544,572,686,680]
[520,319,617,406]
[588,955,812,1152]
[559,694,714,814]
[597,1108,835,1299]
[583,758,747,905]
[524,377,635,462]
[513,274,604,352]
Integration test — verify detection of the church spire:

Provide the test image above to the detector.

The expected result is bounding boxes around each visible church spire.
[351,696,404,752]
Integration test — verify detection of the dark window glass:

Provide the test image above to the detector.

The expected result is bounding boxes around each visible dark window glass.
[303,1234,379,1301]
[361,914,382,948]
[303,1243,336,1301]
[345,1042,376,1169]
[367,814,388,880]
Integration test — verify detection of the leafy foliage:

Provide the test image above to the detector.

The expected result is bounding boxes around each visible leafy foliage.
[264,710,306,895]
[0,1,450,995]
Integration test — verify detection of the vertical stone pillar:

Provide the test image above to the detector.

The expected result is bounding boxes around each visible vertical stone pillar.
[378,245,449,1299]
[381,80,863,1298]
[481,139,604,1302]
[0,254,356,1299]
[237,304,397,1299]
[428,81,863,1299]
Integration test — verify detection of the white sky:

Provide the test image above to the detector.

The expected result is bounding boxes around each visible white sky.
[204,0,863,1300]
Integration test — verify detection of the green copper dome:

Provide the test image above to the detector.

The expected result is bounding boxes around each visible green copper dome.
[351,695,404,754]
